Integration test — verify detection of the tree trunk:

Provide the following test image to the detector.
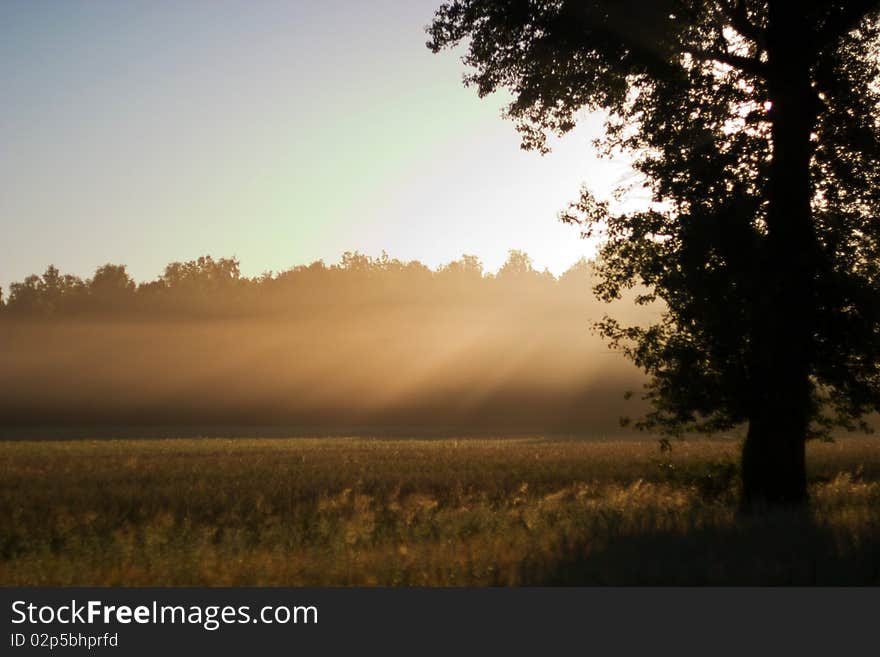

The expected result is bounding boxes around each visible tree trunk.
[740,1,818,511]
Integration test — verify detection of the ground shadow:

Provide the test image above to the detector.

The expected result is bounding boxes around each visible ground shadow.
[520,510,880,585]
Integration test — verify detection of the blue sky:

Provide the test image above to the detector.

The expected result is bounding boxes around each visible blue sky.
[1,0,635,289]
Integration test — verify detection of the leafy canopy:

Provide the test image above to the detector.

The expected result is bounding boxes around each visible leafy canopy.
[428,1,880,436]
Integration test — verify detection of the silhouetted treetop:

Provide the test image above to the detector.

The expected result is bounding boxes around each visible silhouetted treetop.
[428,1,878,150]
[6,266,86,317]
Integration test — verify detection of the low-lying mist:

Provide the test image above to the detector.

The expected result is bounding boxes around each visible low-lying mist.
[0,252,654,436]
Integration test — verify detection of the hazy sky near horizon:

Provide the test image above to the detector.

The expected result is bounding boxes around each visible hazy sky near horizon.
[1,0,637,290]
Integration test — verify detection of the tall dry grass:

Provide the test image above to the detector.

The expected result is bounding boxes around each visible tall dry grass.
[2,436,878,585]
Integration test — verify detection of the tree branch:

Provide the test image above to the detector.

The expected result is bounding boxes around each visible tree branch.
[686,47,768,78]
[719,0,766,50]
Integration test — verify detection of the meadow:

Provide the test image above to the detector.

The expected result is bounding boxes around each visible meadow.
[2,436,879,586]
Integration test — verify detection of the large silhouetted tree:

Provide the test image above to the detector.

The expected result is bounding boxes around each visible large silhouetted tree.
[428,1,880,509]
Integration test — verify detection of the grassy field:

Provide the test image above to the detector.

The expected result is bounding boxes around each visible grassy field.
[2,436,879,585]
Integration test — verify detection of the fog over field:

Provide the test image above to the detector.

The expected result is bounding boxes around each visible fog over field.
[0,253,654,435]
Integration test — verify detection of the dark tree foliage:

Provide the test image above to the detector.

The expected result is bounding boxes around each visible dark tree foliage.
[5,265,87,317]
[428,0,880,508]
[0,251,571,320]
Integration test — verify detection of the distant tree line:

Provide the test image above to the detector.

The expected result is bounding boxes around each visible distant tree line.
[0,251,596,320]
[0,250,642,434]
